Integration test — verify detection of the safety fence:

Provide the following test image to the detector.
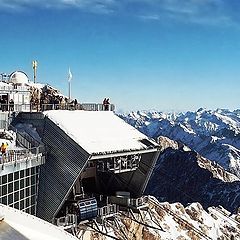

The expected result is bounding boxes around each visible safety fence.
[0,125,45,168]
[0,103,115,112]
[0,146,45,168]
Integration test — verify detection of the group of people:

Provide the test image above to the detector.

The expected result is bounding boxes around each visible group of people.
[103,98,110,111]
[30,86,112,112]
[30,85,81,111]
[0,97,14,112]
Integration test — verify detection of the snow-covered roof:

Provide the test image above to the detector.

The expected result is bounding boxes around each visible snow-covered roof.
[27,81,45,89]
[44,110,158,155]
[0,204,78,240]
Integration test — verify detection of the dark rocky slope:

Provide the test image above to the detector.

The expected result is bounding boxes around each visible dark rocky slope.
[145,137,240,213]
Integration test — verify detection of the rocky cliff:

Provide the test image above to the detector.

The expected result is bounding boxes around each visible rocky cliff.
[145,136,240,213]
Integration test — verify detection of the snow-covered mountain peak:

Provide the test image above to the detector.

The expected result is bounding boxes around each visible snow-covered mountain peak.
[119,108,240,178]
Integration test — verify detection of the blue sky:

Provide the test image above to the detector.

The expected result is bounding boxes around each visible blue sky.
[0,0,240,112]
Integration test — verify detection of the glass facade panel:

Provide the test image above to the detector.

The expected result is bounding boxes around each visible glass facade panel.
[26,177,30,187]
[8,182,13,193]
[14,171,19,180]
[8,173,13,182]
[14,191,19,202]
[14,181,19,191]
[0,166,39,215]
[20,170,24,178]
[2,184,7,195]
[20,189,24,199]
[8,193,13,204]
[25,187,30,197]
[2,196,7,205]
[2,175,7,184]
[14,202,19,209]
[20,179,24,188]
[20,200,24,210]
[26,197,30,207]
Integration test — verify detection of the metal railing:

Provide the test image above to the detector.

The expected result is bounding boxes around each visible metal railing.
[0,146,45,167]
[0,103,115,112]
[0,84,29,91]
[40,103,115,112]
[0,104,30,112]
[0,125,45,167]
[81,103,115,111]
[129,196,148,208]
[54,214,77,227]
[97,204,118,219]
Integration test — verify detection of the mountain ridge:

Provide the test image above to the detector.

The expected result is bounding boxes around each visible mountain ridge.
[119,108,240,178]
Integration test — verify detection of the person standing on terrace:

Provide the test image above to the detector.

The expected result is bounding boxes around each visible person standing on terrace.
[1,142,8,164]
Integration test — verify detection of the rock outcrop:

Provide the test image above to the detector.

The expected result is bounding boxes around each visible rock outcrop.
[145,136,240,213]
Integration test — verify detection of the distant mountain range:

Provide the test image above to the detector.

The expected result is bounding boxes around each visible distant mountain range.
[119,108,240,178]
[119,109,240,214]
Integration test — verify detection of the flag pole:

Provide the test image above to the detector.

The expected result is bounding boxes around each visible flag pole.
[68,80,71,102]
[68,68,72,102]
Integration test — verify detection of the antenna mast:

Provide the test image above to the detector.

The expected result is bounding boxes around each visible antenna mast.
[32,60,38,83]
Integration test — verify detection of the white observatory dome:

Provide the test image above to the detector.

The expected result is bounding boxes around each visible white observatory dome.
[9,71,29,85]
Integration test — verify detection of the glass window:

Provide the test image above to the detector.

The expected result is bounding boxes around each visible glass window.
[20,179,24,188]
[31,175,35,185]
[14,191,19,202]
[0,176,2,185]
[14,181,19,191]
[2,196,7,205]
[20,170,24,178]
[2,175,7,184]
[20,200,24,210]
[31,185,36,195]
[25,187,30,197]
[26,169,30,176]
[8,193,13,204]
[14,202,19,209]
[25,208,30,214]
[20,189,24,199]
[2,184,7,195]
[14,172,19,180]
[26,197,30,207]
[8,173,13,182]
[8,183,13,193]
[26,177,30,187]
